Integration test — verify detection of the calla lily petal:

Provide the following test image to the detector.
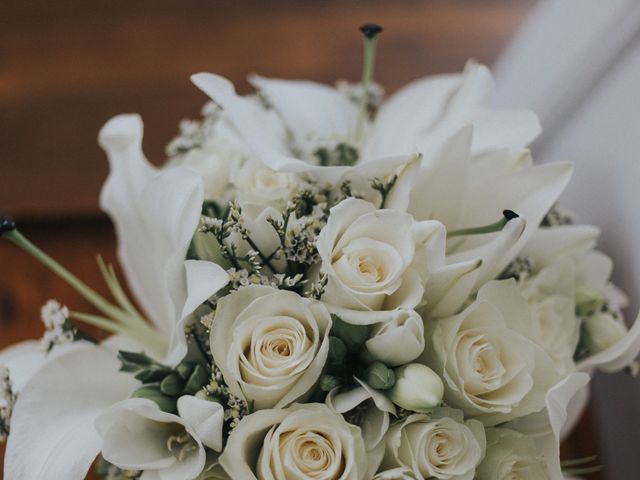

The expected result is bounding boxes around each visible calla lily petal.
[4,344,138,480]
[99,114,205,342]
[177,396,225,452]
[191,73,305,173]
[166,260,229,366]
[0,341,47,393]
[248,75,359,155]
[578,310,640,372]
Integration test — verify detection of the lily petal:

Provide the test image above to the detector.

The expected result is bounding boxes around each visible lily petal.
[166,260,229,366]
[578,310,640,372]
[248,75,359,155]
[99,114,205,348]
[4,344,138,480]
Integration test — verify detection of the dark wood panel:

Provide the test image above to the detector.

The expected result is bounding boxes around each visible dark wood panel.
[0,0,535,220]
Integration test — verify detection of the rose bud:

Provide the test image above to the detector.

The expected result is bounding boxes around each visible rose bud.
[389,363,444,412]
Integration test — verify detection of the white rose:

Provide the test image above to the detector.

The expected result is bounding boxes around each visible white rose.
[317,198,445,324]
[421,280,559,425]
[231,159,299,206]
[382,413,486,480]
[220,403,368,480]
[210,285,331,409]
[519,260,579,376]
[95,396,224,479]
[476,428,549,480]
[583,312,628,353]
[364,309,425,366]
[178,146,231,201]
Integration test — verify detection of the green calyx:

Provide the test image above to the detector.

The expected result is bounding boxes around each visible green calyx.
[363,361,396,390]
[118,350,211,412]
[330,315,370,352]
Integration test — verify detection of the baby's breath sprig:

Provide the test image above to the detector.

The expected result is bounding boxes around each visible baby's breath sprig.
[307,273,328,300]
[201,365,250,434]
[40,299,79,352]
[201,202,279,274]
[499,256,536,282]
[0,365,16,442]
[370,173,398,209]
[541,203,575,227]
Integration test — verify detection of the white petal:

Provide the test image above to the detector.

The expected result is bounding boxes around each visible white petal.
[578,310,640,372]
[4,344,138,480]
[99,114,205,340]
[191,73,302,171]
[166,260,229,366]
[522,225,599,269]
[178,396,225,452]
[249,75,359,154]
[0,341,47,392]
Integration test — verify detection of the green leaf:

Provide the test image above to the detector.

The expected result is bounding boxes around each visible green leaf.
[184,364,210,395]
[331,315,370,352]
[131,386,177,413]
[160,374,186,396]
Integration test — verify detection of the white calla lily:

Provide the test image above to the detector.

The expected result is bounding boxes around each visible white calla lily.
[95,397,214,480]
[4,344,138,480]
[99,114,228,364]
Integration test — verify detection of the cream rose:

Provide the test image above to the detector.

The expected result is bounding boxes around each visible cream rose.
[382,413,485,480]
[476,428,549,480]
[421,280,559,425]
[220,403,368,480]
[317,198,445,324]
[210,286,331,409]
[231,159,299,206]
[364,309,425,366]
[519,260,579,376]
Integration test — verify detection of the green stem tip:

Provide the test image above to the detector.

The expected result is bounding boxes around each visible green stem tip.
[360,23,383,38]
[356,23,383,140]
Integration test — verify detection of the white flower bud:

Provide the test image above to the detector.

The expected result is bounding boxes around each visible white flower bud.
[389,363,443,412]
[583,312,628,353]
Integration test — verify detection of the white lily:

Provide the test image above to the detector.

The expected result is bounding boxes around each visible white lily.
[4,344,139,479]
[190,62,539,176]
[506,372,591,480]
[99,114,229,364]
[95,396,224,479]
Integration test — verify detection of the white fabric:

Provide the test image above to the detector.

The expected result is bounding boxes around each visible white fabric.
[495,2,640,478]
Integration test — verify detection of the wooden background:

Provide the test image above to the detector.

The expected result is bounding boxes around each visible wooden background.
[0,0,604,478]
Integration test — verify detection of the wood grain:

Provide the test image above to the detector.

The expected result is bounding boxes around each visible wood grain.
[0,1,606,479]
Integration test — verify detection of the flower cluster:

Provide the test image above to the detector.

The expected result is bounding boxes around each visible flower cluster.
[2,24,639,480]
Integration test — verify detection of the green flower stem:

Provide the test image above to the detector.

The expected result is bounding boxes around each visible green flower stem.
[356,24,382,140]
[448,210,519,238]
[2,227,167,356]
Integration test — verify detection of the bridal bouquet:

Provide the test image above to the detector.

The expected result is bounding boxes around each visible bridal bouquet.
[2,25,640,480]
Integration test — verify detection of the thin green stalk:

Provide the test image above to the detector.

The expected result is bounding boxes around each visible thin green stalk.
[448,210,519,238]
[356,24,382,140]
